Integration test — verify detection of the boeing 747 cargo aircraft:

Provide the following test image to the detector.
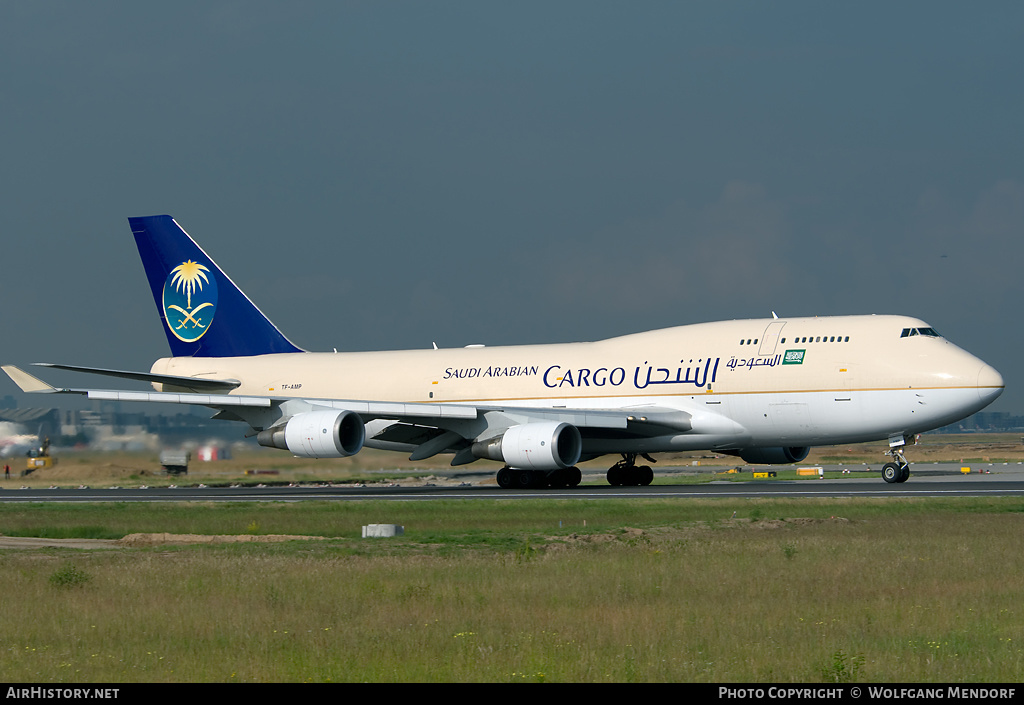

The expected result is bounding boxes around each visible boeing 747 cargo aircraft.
[3,216,1004,488]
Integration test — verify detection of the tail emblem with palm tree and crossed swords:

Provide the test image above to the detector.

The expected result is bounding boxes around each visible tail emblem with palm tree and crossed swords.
[162,259,219,343]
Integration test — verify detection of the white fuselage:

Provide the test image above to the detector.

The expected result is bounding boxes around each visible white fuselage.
[150,314,1003,454]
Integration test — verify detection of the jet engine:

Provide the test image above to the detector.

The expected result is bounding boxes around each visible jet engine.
[256,409,365,459]
[737,446,810,465]
[472,421,582,470]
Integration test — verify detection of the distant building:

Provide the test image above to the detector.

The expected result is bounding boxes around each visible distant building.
[4,407,251,448]
[935,410,1024,433]
[0,408,61,439]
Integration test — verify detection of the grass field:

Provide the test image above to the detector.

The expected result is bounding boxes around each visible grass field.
[1,496,1022,682]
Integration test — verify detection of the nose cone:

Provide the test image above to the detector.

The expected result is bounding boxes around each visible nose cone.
[977,363,1004,406]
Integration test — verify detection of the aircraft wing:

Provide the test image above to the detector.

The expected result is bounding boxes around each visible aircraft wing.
[1,364,688,432]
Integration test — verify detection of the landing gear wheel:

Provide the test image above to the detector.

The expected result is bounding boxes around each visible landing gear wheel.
[567,466,582,487]
[514,469,538,489]
[548,468,568,489]
[882,436,914,484]
[638,465,654,486]
[499,467,581,490]
[607,465,624,486]
[607,453,657,487]
[496,467,514,489]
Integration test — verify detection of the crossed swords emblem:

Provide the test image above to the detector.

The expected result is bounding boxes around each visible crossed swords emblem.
[168,302,215,330]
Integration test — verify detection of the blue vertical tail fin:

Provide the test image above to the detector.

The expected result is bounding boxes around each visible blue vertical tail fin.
[130,215,304,357]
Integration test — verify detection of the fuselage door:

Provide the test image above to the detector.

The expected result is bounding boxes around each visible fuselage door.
[758,321,787,357]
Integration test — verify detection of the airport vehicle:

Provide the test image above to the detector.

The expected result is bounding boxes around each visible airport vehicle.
[1,424,55,474]
[2,216,1004,487]
[159,449,190,475]
[25,436,54,474]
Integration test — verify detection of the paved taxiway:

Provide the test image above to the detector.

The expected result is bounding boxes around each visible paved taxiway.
[1,463,1022,502]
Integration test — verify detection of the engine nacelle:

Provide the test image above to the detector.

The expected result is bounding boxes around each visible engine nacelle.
[737,446,810,465]
[257,409,365,459]
[472,421,582,470]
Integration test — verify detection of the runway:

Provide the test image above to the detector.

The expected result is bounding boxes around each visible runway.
[2,463,1023,502]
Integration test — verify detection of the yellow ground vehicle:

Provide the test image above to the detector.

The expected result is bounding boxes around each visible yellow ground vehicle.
[25,437,55,473]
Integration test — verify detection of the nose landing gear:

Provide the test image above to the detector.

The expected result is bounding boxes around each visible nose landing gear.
[882,435,913,483]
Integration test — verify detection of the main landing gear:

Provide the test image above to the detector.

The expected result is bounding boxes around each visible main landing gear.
[496,466,582,490]
[493,452,659,489]
[606,453,656,487]
[881,435,912,484]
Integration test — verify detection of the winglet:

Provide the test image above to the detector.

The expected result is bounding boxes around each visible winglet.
[2,365,60,393]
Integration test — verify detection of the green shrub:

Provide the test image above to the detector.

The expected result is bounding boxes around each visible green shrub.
[49,562,90,589]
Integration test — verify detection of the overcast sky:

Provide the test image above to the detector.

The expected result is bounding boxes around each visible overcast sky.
[2,2,1022,413]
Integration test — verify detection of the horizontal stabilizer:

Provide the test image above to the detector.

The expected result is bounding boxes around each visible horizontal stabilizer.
[33,363,241,393]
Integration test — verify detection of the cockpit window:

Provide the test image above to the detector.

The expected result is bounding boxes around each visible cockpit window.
[901,327,942,338]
